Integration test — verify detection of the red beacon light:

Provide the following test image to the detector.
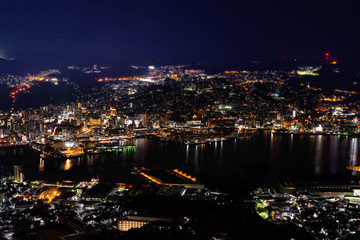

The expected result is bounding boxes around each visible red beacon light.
[325,52,330,60]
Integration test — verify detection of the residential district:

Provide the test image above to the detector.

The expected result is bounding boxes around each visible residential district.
[0,167,245,240]
[3,163,360,239]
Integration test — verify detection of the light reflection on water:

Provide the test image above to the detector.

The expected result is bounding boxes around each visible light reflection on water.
[39,158,45,172]
[185,145,189,164]
[0,131,359,181]
[329,136,338,174]
[314,135,322,175]
[349,138,358,166]
[64,159,71,171]
[49,134,360,180]
[194,145,199,171]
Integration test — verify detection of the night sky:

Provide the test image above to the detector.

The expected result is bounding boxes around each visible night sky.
[0,0,359,64]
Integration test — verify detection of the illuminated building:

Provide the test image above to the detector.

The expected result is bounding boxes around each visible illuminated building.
[140,113,149,127]
[296,67,320,76]
[117,216,173,231]
[39,188,61,203]
[13,165,23,183]
[224,70,239,74]
[315,125,323,132]
[0,119,5,128]
[89,117,101,127]
[110,107,117,117]
[170,74,180,81]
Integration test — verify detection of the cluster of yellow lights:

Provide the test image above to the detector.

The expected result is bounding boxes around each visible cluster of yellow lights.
[139,172,163,185]
[334,89,358,95]
[98,77,130,82]
[0,139,15,144]
[173,169,197,182]
[185,70,203,74]
[9,83,31,110]
[78,127,91,135]
[62,180,74,183]
[118,221,147,231]
[241,85,252,91]
[28,76,45,81]
[320,96,345,102]
[41,190,61,203]
[8,73,52,112]
[62,148,84,158]
[346,166,360,171]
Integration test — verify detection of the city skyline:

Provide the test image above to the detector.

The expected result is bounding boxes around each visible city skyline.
[1,1,360,239]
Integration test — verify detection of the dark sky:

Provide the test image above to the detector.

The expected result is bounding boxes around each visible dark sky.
[0,0,359,64]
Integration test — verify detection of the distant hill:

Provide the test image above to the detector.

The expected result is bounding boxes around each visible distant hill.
[0,58,41,75]
[4,51,137,75]
[0,51,140,76]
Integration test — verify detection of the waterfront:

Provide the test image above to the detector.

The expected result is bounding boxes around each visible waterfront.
[0,131,358,184]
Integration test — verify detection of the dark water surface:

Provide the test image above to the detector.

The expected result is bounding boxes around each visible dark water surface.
[0,82,76,111]
[0,131,358,184]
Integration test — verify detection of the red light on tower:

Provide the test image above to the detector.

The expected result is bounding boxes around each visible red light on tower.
[325,52,330,61]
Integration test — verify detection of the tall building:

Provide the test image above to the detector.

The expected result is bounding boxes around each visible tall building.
[140,113,149,128]
[13,165,24,183]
